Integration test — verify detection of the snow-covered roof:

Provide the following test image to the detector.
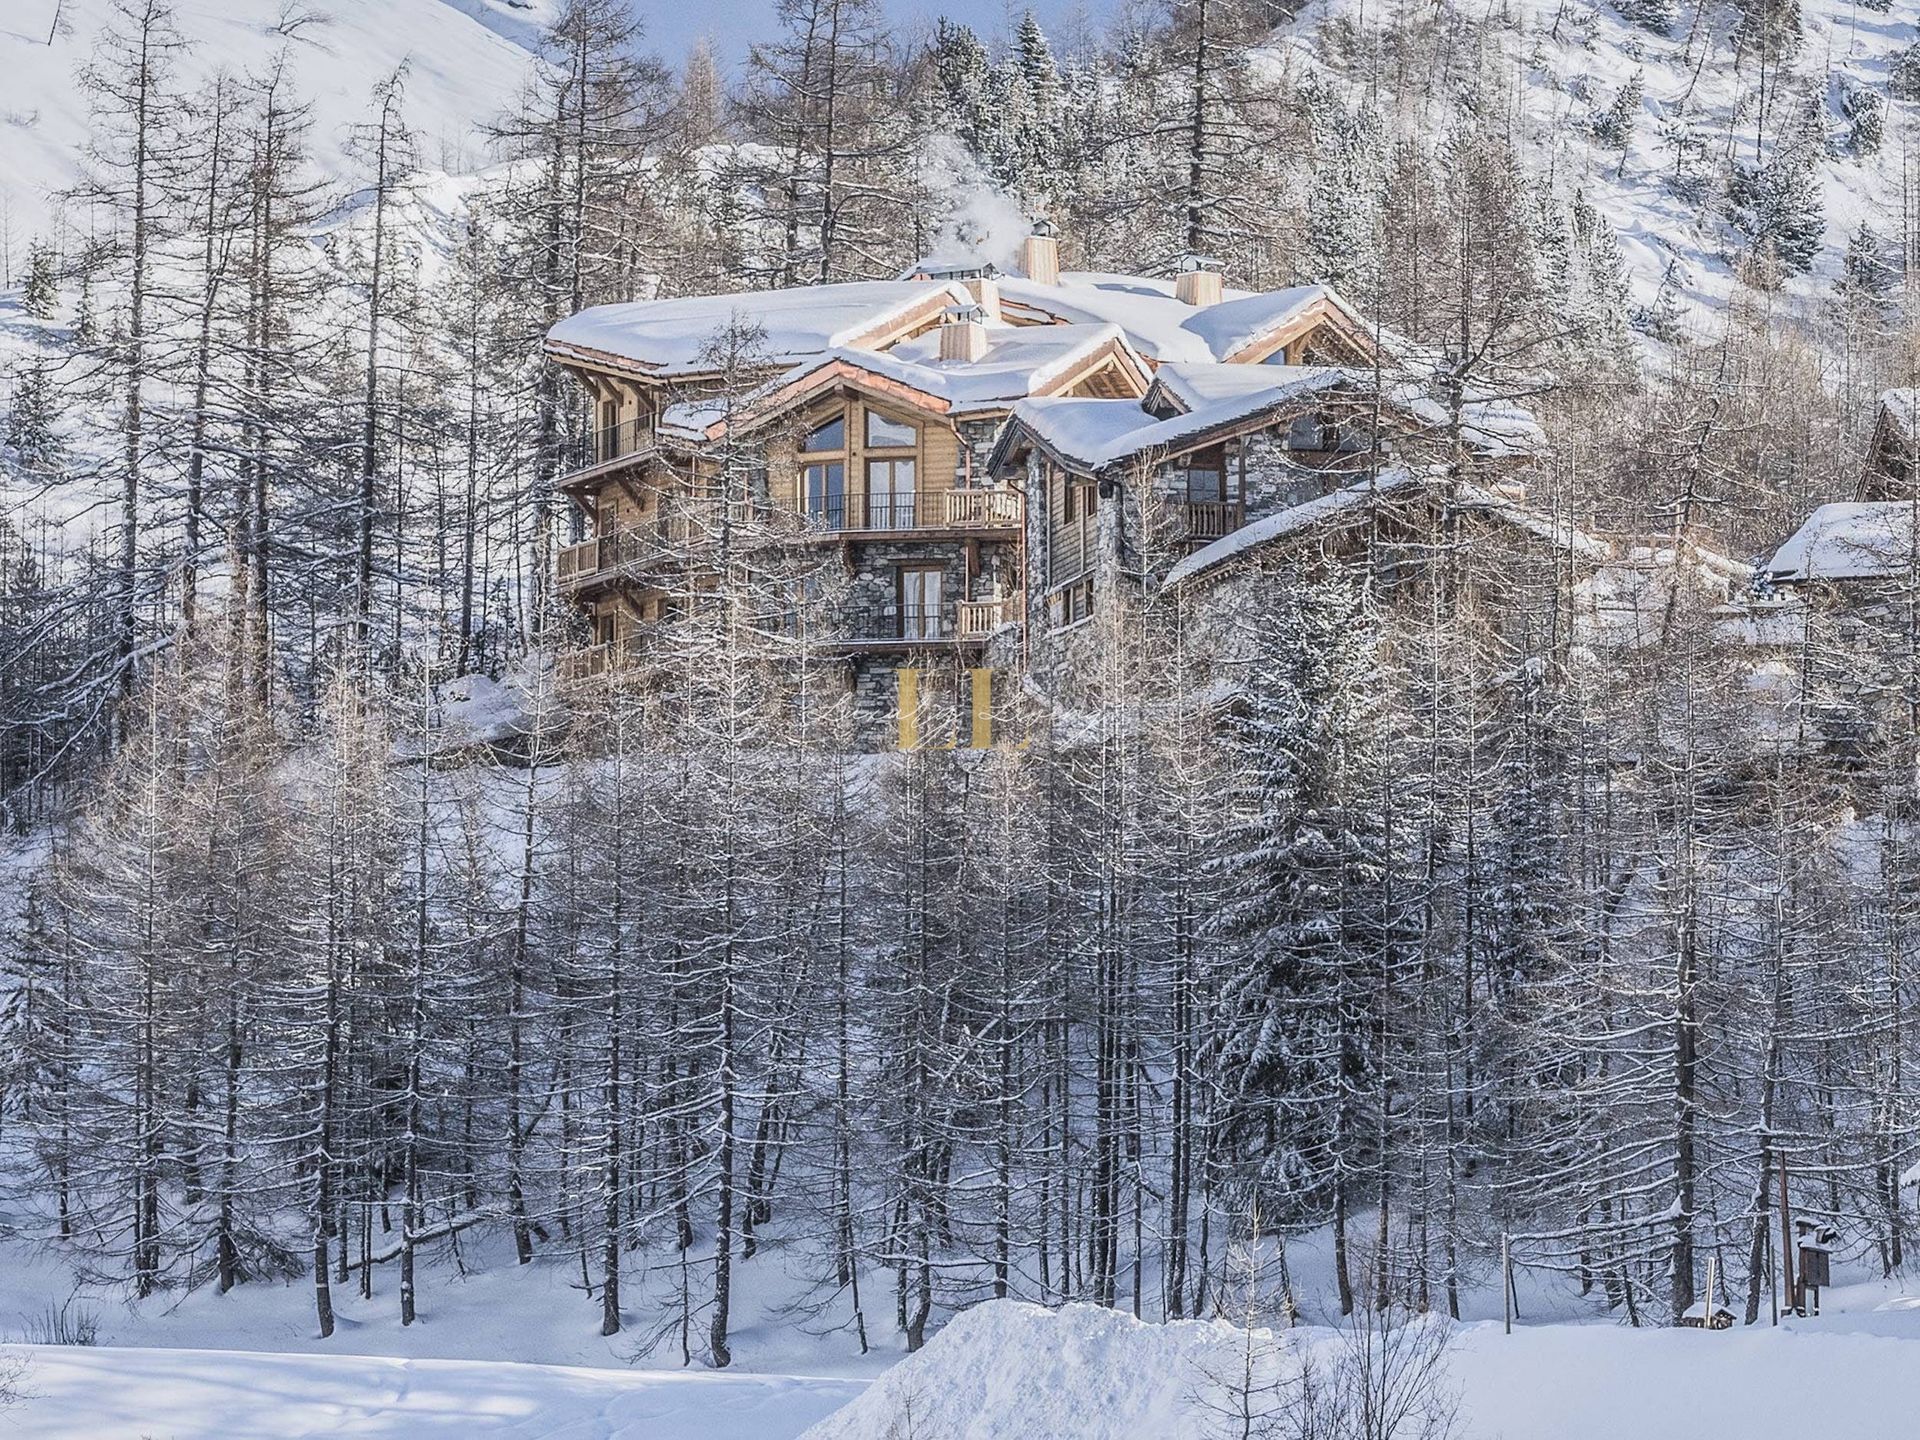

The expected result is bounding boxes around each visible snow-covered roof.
[1164,471,1605,589]
[857,322,1142,413]
[1147,361,1332,412]
[546,281,969,376]
[993,273,1379,368]
[998,362,1545,475]
[1165,470,1425,586]
[652,323,1147,443]
[1764,503,1917,583]
[1002,371,1354,473]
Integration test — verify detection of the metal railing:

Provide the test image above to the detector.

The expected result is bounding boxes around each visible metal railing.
[841,604,952,642]
[562,417,655,479]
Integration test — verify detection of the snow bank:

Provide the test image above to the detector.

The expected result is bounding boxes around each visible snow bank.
[802,1294,1920,1440]
[799,1301,1247,1440]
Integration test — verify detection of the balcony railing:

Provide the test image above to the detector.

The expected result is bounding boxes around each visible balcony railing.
[844,604,950,642]
[796,487,1022,534]
[562,418,655,481]
[555,525,677,591]
[956,595,1020,639]
[1183,500,1244,542]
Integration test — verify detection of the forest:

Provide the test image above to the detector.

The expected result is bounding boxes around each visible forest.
[3,0,1920,1378]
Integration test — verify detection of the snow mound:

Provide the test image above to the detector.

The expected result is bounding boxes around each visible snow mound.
[799,1301,1248,1440]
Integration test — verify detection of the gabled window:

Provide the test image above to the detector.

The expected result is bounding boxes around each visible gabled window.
[803,414,846,453]
[866,410,917,448]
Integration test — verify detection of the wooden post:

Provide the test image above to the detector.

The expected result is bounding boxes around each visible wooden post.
[896,668,919,751]
[1779,1153,1796,1316]
[1704,1254,1717,1325]
[1502,1232,1512,1335]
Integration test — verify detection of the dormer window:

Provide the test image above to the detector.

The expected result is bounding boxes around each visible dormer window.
[1286,410,1334,452]
[1182,446,1229,504]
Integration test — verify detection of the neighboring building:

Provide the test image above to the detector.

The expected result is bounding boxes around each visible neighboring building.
[541,229,1583,741]
[1860,389,1920,500]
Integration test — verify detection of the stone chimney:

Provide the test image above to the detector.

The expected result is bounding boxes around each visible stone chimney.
[1020,219,1060,287]
[939,304,991,363]
[1174,254,1223,307]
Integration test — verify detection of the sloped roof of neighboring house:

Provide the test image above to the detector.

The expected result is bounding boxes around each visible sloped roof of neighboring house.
[654,323,1151,444]
[1882,389,1920,446]
[1764,502,1918,583]
[1145,362,1544,458]
[545,280,970,377]
[1163,470,1605,589]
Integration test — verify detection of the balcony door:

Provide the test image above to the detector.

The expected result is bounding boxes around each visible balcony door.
[804,461,845,528]
[599,399,620,462]
[867,458,916,529]
[898,564,945,640]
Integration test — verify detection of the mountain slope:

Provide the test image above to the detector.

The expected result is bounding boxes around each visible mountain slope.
[1269,0,1919,337]
[0,0,545,247]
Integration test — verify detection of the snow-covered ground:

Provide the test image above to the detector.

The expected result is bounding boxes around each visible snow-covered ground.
[10,1281,1920,1438]
[0,1346,861,1439]
[812,1290,1920,1440]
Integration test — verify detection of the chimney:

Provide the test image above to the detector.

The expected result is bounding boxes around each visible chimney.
[939,304,991,363]
[1020,218,1060,287]
[964,273,1002,322]
[1174,254,1223,307]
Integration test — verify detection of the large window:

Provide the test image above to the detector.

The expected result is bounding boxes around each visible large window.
[898,565,945,639]
[867,458,917,528]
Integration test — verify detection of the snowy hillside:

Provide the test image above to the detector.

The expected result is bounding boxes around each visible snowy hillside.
[0,0,545,246]
[1270,0,1919,336]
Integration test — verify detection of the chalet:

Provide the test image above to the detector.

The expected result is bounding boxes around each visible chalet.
[541,224,1574,739]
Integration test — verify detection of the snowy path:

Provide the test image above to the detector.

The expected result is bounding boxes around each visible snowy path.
[0,1345,865,1439]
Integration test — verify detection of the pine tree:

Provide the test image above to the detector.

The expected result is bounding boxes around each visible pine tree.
[1614,0,1674,33]
[1590,70,1643,175]
[1839,78,1884,158]
[1837,222,1894,309]
[1632,259,1688,342]
[5,359,63,474]
[20,239,58,320]
[1305,99,1386,293]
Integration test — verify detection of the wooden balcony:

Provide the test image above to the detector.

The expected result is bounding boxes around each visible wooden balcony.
[1183,500,1243,543]
[942,488,1022,529]
[555,527,677,594]
[792,487,1022,538]
[956,595,1021,640]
